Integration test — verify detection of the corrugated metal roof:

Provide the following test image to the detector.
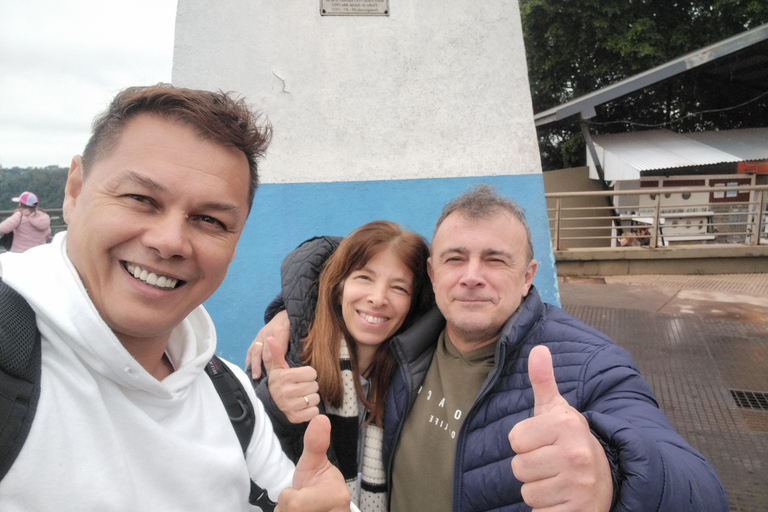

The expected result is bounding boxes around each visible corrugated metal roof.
[686,128,768,161]
[587,127,768,181]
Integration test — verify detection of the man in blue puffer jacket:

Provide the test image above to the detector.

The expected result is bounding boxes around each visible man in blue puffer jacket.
[249,184,728,512]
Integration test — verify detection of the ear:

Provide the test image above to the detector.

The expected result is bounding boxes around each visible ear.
[427,257,435,284]
[62,156,84,224]
[523,259,537,296]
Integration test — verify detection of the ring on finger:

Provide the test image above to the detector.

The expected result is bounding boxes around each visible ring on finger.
[254,341,263,347]
[303,395,310,407]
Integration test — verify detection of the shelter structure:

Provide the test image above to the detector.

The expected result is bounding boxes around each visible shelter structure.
[535,23,768,187]
[536,24,768,248]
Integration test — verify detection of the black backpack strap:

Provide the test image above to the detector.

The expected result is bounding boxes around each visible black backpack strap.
[205,355,277,511]
[0,280,42,481]
[205,356,254,451]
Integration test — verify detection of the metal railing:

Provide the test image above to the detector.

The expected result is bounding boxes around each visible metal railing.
[4,188,767,253]
[546,184,768,251]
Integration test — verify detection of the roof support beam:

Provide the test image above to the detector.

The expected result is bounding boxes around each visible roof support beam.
[579,118,607,188]
[534,24,768,127]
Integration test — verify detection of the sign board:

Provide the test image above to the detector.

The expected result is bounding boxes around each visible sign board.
[320,0,389,16]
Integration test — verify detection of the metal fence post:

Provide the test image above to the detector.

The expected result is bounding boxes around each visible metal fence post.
[651,192,662,248]
[554,198,561,250]
[757,189,767,246]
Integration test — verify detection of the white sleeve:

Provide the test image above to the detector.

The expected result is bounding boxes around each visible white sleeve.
[223,360,360,512]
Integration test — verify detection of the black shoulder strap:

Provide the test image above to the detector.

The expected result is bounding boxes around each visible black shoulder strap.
[0,280,42,481]
[205,356,255,450]
[205,355,277,511]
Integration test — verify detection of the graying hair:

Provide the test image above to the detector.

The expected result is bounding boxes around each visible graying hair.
[432,184,534,263]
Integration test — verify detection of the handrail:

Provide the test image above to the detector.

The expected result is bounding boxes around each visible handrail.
[546,184,768,197]
[0,208,64,216]
[546,184,768,250]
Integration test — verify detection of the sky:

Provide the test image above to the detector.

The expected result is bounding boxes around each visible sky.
[0,1,178,168]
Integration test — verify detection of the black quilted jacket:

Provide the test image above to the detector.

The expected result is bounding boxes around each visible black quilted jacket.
[255,236,342,463]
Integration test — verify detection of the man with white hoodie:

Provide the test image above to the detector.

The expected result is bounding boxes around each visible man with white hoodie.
[0,84,352,512]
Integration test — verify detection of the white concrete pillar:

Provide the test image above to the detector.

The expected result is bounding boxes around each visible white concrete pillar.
[173,0,557,358]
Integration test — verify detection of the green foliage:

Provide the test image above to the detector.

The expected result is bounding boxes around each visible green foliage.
[521,0,768,170]
[0,166,68,211]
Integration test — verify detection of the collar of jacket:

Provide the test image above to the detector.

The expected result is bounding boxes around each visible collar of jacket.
[391,285,544,365]
[496,285,543,356]
[389,306,445,364]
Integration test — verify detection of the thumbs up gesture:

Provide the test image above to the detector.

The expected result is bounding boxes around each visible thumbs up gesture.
[276,415,352,512]
[266,336,321,424]
[246,310,290,379]
[508,345,613,512]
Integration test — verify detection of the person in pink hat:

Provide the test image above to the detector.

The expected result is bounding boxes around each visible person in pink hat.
[0,191,51,252]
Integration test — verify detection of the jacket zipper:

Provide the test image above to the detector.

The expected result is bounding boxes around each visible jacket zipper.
[450,341,507,511]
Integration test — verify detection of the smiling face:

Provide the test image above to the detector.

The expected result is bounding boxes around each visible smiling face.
[63,114,250,351]
[340,248,414,355]
[428,210,537,353]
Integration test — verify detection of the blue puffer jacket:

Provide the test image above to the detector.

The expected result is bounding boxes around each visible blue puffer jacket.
[384,287,728,512]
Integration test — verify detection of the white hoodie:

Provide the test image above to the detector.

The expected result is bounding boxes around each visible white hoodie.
[0,233,294,511]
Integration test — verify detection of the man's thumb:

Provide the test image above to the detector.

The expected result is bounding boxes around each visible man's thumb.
[529,345,565,415]
[293,415,332,487]
[266,335,289,371]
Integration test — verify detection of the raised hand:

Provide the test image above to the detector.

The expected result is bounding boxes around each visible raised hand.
[266,336,321,424]
[276,415,352,512]
[508,345,613,512]
[246,310,290,379]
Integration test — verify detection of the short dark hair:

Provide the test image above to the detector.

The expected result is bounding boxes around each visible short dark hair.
[81,83,271,214]
[433,183,534,263]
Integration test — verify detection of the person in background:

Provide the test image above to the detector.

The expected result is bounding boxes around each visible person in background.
[634,226,652,246]
[252,220,434,511]
[0,191,51,252]
[619,226,651,247]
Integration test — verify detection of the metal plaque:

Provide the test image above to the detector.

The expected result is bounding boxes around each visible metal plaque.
[320,0,389,16]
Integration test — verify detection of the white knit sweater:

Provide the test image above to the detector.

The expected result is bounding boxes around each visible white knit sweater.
[0,233,294,511]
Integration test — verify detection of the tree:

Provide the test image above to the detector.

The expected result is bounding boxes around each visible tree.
[0,166,68,211]
[521,0,768,170]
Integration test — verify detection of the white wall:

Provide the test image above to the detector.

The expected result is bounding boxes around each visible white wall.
[173,0,541,184]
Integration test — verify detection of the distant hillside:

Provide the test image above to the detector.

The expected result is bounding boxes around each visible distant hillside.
[0,166,68,211]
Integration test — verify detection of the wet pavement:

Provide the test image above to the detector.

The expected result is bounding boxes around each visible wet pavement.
[559,274,768,512]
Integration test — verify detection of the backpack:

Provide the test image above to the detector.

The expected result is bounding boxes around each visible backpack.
[0,212,21,252]
[0,232,13,252]
[0,280,276,510]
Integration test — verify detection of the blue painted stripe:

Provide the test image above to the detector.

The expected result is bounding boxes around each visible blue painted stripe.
[206,175,559,362]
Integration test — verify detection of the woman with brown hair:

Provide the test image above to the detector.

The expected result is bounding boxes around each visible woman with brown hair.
[252,220,433,512]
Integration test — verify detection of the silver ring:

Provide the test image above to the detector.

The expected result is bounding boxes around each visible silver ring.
[303,395,310,407]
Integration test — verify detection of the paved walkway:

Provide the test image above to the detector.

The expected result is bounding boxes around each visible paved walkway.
[559,274,768,512]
